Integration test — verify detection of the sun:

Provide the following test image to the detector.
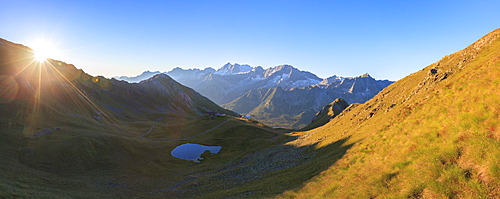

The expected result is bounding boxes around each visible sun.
[30,40,61,62]
[34,49,49,62]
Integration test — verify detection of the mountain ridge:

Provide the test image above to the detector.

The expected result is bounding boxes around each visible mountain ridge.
[116,63,393,129]
[222,73,392,129]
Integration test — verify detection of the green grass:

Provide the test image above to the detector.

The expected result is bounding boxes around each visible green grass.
[0,111,290,198]
[1,40,288,198]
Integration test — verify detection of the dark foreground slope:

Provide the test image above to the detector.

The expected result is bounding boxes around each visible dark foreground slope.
[0,38,287,198]
[277,28,500,198]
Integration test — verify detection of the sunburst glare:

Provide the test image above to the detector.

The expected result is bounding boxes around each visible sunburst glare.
[30,39,61,62]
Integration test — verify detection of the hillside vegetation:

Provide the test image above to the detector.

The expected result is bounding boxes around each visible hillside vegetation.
[0,38,288,198]
[278,28,500,198]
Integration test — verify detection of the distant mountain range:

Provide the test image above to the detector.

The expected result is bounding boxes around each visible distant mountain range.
[115,63,324,104]
[116,63,393,129]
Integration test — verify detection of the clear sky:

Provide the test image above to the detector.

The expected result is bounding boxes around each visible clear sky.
[1,0,499,80]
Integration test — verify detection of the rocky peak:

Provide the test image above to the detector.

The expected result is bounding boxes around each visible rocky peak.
[252,66,265,73]
[303,98,349,130]
[215,62,253,75]
[113,70,162,83]
[320,75,344,85]
[264,65,295,77]
[203,67,216,73]
[145,73,174,82]
[359,73,372,78]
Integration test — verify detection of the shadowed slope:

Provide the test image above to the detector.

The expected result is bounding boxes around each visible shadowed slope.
[174,136,354,198]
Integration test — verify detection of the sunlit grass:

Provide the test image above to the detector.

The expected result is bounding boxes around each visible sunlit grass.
[278,29,500,198]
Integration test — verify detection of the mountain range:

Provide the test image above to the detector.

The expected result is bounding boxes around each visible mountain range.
[116,63,393,129]
[2,28,499,198]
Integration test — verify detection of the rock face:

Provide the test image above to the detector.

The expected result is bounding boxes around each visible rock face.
[214,63,253,75]
[303,98,349,130]
[115,63,393,129]
[312,98,349,122]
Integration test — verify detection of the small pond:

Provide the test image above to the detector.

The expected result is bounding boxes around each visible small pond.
[171,143,222,163]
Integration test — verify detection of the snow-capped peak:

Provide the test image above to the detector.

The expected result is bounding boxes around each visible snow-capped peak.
[214,63,253,75]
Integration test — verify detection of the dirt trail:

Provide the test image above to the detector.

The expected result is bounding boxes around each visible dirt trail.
[139,124,157,138]
[139,120,230,141]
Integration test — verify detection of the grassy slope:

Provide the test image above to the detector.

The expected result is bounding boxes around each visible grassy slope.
[0,113,288,198]
[0,39,287,198]
[277,28,500,198]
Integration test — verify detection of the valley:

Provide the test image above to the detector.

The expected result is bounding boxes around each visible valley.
[1,27,500,198]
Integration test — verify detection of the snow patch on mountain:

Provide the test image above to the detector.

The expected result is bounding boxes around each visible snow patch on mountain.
[214,63,253,75]
[290,78,322,88]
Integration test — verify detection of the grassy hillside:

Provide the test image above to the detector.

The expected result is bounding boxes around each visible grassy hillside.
[277,28,500,198]
[0,38,288,198]
[0,114,288,198]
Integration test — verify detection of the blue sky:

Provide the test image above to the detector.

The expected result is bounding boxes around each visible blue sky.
[1,0,499,80]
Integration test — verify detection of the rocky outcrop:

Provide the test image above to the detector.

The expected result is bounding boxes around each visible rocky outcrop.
[314,98,349,122]
[301,98,349,131]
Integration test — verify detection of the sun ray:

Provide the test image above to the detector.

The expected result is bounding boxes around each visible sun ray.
[2,45,38,78]
[45,61,131,135]
[25,61,44,135]
[14,40,132,136]
[12,59,36,77]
